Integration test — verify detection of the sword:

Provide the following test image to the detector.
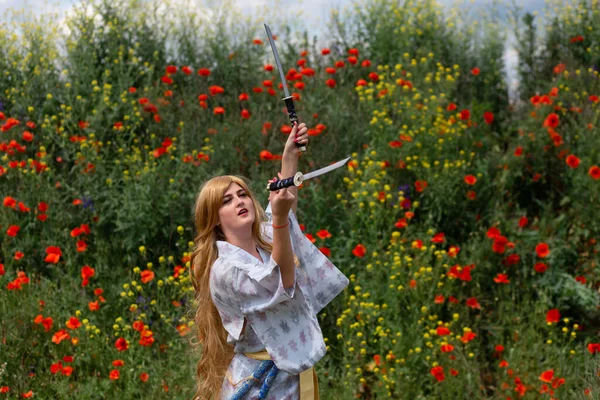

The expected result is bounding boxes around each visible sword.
[264,23,306,152]
[266,156,351,191]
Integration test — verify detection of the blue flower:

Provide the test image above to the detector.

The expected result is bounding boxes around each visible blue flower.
[82,195,94,211]
[398,184,411,195]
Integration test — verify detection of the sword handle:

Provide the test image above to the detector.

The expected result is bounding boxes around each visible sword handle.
[266,172,303,191]
[283,96,306,152]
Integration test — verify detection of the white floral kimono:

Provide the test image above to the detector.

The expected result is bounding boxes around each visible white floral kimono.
[209,202,350,399]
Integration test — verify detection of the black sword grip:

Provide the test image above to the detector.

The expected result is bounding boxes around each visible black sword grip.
[283,97,306,152]
[267,176,296,191]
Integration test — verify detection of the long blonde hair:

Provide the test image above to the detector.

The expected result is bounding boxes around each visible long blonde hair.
[188,175,274,400]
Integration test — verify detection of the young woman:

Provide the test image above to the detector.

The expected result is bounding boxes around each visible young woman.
[189,122,350,399]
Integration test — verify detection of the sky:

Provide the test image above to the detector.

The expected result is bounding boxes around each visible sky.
[0,0,548,97]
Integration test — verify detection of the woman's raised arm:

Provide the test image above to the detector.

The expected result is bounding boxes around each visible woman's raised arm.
[280,122,309,215]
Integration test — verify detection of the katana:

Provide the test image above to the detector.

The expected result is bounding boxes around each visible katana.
[264,23,306,152]
[266,156,351,191]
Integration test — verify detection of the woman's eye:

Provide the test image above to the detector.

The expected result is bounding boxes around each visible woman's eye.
[240,193,247,197]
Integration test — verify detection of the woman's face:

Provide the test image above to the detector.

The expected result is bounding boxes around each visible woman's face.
[218,182,255,235]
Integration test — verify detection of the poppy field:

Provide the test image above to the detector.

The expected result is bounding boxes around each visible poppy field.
[1,0,599,398]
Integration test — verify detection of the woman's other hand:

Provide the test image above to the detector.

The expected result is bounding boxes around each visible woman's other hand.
[283,122,309,157]
[268,173,295,223]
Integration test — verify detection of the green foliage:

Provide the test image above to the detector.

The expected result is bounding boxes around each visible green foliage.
[0,0,599,398]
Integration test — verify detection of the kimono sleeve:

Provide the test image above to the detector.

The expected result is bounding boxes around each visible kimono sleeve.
[264,202,350,315]
[212,253,327,375]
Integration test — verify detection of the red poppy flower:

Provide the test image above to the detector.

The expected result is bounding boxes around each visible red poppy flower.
[110,369,120,380]
[7,225,20,237]
[464,175,477,185]
[140,372,149,382]
[566,154,580,168]
[209,85,225,96]
[543,113,559,128]
[66,317,81,330]
[348,56,358,65]
[321,48,330,55]
[447,103,457,111]
[319,247,331,257]
[518,216,528,228]
[213,107,225,115]
[460,109,470,120]
[493,273,510,284]
[301,67,315,77]
[115,337,129,351]
[352,244,366,257]
[139,329,155,346]
[361,59,371,67]
[546,308,560,323]
[52,329,70,344]
[436,326,451,336]
[415,180,428,192]
[471,67,480,75]
[483,111,494,124]
[431,232,445,243]
[195,68,211,77]
[430,366,445,382]
[264,64,273,71]
[44,246,63,264]
[259,150,274,161]
[539,369,554,383]
[160,75,173,85]
[316,229,332,239]
[356,79,367,87]
[253,39,263,45]
[536,242,550,258]
[334,60,345,68]
[325,79,336,88]
[589,165,600,179]
[461,331,476,343]
[534,262,548,273]
[141,270,155,284]
[466,297,481,309]
[587,343,600,354]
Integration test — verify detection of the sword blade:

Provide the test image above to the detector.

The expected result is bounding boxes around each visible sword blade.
[302,157,351,181]
[264,24,290,98]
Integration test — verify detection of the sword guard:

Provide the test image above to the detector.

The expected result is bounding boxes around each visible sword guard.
[283,96,306,152]
[266,172,304,191]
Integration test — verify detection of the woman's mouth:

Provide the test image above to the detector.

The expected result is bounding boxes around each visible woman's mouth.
[238,208,248,216]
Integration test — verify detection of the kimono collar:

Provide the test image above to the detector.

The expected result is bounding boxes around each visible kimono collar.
[216,240,266,271]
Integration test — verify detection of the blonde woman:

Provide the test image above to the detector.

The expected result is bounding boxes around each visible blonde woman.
[190,122,349,399]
